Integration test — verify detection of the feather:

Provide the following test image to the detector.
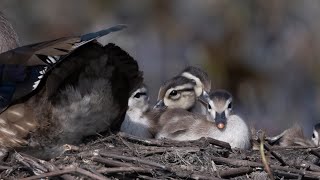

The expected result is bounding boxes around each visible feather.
[0,25,126,113]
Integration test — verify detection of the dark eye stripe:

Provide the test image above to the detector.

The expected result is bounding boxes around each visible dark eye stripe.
[176,88,194,92]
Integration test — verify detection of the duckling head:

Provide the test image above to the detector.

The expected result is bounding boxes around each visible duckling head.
[205,89,233,129]
[128,85,149,112]
[180,66,212,95]
[154,76,198,110]
[312,123,320,146]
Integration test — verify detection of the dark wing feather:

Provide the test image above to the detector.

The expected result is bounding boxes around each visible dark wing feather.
[0,25,126,113]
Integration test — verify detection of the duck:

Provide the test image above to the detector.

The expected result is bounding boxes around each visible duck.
[267,123,320,147]
[0,25,143,159]
[0,24,126,113]
[120,85,153,138]
[0,12,19,52]
[155,89,251,149]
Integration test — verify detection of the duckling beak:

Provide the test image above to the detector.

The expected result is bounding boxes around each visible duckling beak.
[215,111,227,129]
[198,91,210,105]
[153,100,166,110]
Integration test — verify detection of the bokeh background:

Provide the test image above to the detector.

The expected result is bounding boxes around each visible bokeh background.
[1,0,319,136]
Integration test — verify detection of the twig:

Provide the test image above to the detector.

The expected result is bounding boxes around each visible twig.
[92,156,131,167]
[211,156,262,167]
[20,167,109,180]
[13,153,47,175]
[211,156,320,179]
[219,167,253,178]
[190,173,223,180]
[99,152,169,170]
[270,146,318,150]
[14,152,75,180]
[309,149,320,158]
[140,146,201,156]
[273,170,300,179]
[117,132,164,146]
[296,160,320,172]
[97,166,152,174]
[259,131,274,180]
[118,132,231,149]
[0,165,11,171]
[263,143,286,166]
[137,175,162,180]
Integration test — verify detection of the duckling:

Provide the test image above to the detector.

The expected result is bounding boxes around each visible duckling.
[120,85,153,138]
[179,66,212,115]
[155,89,251,149]
[267,123,319,147]
[122,77,199,138]
[0,25,126,113]
[180,66,211,95]
[154,76,199,110]
[0,26,143,159]
[312,123,320,146]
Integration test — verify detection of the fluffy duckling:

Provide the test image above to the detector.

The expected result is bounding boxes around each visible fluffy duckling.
[267,123,320,147]
[312,123,320,146]
[155,89,251,149]
[180,66,211,97]
[154,75,209,112]
[120,85,153,138]
[179,66,211,115]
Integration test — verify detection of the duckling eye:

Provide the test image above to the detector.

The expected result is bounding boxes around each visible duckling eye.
[228,102,232,109]
[134,92,146,98]
[207,104,212,110]
[169,90,178,96]
[313,133,315,138]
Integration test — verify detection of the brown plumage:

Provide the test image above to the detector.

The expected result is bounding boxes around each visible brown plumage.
[267,125,315,147]
[0,25,143,158]
[0,12,19,52]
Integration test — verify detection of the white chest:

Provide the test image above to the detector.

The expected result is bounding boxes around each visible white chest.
[120,109,152,138]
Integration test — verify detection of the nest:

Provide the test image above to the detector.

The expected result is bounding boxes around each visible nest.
[1,132,320,180]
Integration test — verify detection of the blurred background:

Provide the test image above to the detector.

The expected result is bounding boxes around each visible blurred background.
[1,0,319,136]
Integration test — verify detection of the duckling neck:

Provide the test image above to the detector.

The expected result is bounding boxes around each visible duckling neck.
[189,101,206,115]
[121,107,152,138]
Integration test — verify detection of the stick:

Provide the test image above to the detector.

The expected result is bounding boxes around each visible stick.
[270,146,318,150]
[20,167,109,180]
[92,157,131,167]
[118,132,231,149]
[211,156,320,179]
[0,165,11,170]
[273,170,300,179]
[219,167,253,178]
[309,149,320,158]
[140,147,201,156]
[117,132,164,146]
[99,152,169,170]
[259,131,274,180]
[263,143,286,166]
[97,167,152,174]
